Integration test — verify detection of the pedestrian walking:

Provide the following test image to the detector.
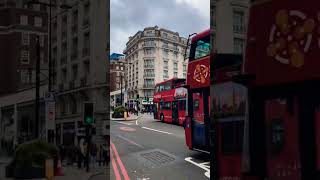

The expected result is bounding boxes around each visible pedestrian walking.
[98,144,103,166]
[102,144,109,166]
[77,145,83,169]
[90,143,97,168]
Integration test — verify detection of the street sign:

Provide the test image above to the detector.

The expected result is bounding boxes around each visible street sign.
[45,101,55,130]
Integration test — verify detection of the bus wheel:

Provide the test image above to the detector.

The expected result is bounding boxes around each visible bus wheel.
[160,114,164,122]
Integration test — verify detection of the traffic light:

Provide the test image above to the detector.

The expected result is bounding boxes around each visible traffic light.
[83,102,94,125]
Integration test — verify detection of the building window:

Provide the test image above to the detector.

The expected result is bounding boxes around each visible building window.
[183,64,187,72]
[20,70,30,84]
[20,50,29,64]
[163,49,169,57]
[40,51,45,64]
[173,52,178,60]
[174,62,178,71]
[233,11,245,34]
[144,48,154,55]
[34,16,42,27]
[72,65,78,80]
[83,32,90,56]
[21,32,29,45]
[144,69,155,77]
[234,38,244,54]
[39,35,44,47]
[62,69,67,81]
[163,70,168,78]
[144,59,154,68]
[163,32,168,38]
[73,10,78,24]
[183,73,186,78]
[164,61,168,69]
[84,62,90,74]
[174,72,178,77]
[20,15,28,25]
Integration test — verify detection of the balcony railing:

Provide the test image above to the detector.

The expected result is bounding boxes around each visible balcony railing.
[142,42,156,47]
[144,65,154,69]
[144,74,155,78]
[143,84,155,88]
[162,45,169,49]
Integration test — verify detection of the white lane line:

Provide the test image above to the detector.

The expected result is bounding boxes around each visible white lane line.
[185,157,210,179]
[141,126,173,135]
[116,135,144,148]
[135,119,139,125]
[114,121,133,126]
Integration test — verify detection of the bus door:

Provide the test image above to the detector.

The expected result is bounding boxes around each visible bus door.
[153,103,158,119]
[264,97,301,180]
[178,99,186,125]
[191,90,210,151]
[172,101,179,124]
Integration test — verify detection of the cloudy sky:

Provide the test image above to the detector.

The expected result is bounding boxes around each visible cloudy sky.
[110,0,210,54]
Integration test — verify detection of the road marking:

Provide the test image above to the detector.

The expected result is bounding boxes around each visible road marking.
[117,135,144,148]
[110,147,121,180]
[111,142,130,180]
[185,157,210,179]
[141,127,172,135]
[119,126,136,132]
[135,119,139,125]
[115,121,134,126]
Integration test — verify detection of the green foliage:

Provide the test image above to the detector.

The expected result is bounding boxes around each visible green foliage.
[14,140,58,168]
[112,106,127,118]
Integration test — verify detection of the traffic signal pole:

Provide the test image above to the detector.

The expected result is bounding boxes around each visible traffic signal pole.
[35,35,40,139]
[86,125,91,172]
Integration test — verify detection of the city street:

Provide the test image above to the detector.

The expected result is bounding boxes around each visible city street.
[110,114,210,180]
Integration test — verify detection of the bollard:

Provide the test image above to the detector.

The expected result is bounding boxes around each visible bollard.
[45,159,54,180]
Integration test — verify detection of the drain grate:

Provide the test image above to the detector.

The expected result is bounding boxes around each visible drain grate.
[138,150,176,168]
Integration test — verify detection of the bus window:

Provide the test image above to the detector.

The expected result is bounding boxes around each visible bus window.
[164,83,171,91]
[270,119,284,154]
[190,35,210,61]
[194,100,200,110]
[159,85,164,92]
[179,100,186,110]
[163,102,171,110]
[221,121,244,154]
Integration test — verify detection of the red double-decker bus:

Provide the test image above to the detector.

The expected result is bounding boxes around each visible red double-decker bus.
[183,29,246,180]
[153,78,187,125]
[184,29,211,152]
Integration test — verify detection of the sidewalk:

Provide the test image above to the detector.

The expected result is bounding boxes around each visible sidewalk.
[53,164,109,180]
[0,156,109,180]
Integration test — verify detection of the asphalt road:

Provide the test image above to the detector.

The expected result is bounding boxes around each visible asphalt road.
[110,114,210,180]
